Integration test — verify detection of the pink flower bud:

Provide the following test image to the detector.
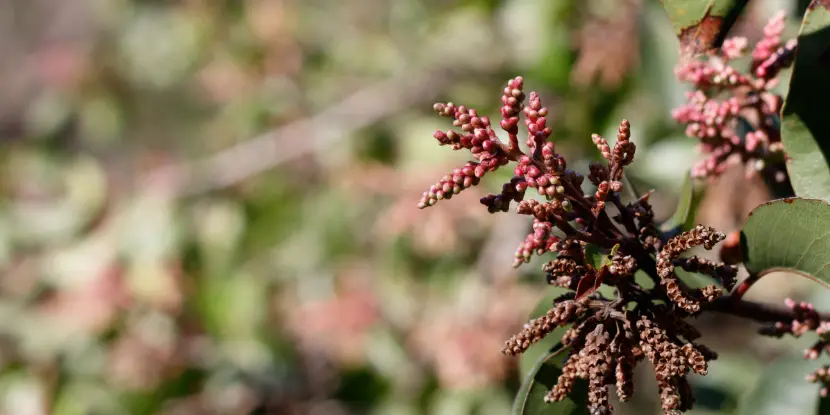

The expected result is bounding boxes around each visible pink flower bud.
[526,166,540,178]
[474,165,486,178]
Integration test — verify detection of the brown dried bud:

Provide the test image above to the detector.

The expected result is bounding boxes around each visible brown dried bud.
[660,226,725,264]
[656,310,702,342]
[502,301,586,355]
[636,316,664,363]
[610,253,637,278]
[676,255,738,290]
[581,326,613,414]
[544,257,579,275]
[562,326,581,346]
[544,258,586,288]
[658,380,681,413]
[657,226,726,311]
[682,343,708,375]
[662,278,701,314]
[548,354,579,402]
[697,285,722,302]
[615,356,635,401]
[556,239,587,264]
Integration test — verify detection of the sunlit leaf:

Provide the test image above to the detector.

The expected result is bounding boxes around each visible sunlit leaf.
[740,198,830,285]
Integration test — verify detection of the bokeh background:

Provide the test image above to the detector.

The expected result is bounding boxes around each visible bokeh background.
[0,0,823,414]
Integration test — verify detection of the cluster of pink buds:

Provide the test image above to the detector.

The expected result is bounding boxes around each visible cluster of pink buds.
[417,102,511,208]
[672,12,795,180]
[759,298,830,396]
[419,77,574,212]
[513,219,560,267]
[760,298,830,359]
[807,366,830,397]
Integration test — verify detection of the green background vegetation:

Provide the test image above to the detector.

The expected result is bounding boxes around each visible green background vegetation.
[0,0,822,413]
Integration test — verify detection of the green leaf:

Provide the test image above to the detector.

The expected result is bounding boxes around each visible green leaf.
[737,355,823,415]
[585,244,603,268]
[513,343,589,415]
[781,1,830,202]
[660,0,750,55]
[740,198,830,284]
[660,172,706,234]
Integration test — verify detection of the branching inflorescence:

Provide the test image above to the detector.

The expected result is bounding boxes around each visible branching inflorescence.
[760,298,830,397]
[417,77,741,414]
[672,12,796,181]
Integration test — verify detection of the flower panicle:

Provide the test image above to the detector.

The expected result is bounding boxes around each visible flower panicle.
[672,11,794,181]
[416,77,743,414]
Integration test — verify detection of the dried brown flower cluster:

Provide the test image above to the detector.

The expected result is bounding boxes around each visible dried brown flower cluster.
[503,293,719,414]
[417,77,740,413]
[501,225,734,414]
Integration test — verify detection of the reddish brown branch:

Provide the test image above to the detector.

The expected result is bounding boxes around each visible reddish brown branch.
[707,295,830,323]
[730,273,761,301]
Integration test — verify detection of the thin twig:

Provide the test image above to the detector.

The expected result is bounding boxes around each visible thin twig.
[140,67,460,199]
[474,213,528,283]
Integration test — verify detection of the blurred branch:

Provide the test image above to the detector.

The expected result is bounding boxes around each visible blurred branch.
[708,295,830,322]
[140,67,460,198]
[475,214,527,282]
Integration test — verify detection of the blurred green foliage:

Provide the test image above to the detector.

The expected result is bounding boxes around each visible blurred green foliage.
[0,0,821,414]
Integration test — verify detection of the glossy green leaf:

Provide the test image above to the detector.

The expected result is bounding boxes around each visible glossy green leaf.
[740,198,830,284]
[782,1,830,202]
[513,343,589,415]
[661,0,749,55]
[737,355,823,415]
[660,173,706,234]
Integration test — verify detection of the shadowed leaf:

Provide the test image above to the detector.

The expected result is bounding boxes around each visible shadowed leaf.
[782,0,830,202]
[740,198,830,285]
[513,342,589,415]
[661,0,750,55]
[660,172,706,234]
